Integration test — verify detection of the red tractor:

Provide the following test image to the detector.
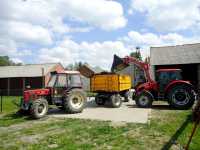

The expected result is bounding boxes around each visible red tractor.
[19,71,87,119]
[112,55,196,109]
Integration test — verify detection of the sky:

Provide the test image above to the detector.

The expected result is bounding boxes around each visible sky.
[0,0,200,70]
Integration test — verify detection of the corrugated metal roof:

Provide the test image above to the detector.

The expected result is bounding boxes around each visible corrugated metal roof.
[0,63,62,78]
[150,43,200,65]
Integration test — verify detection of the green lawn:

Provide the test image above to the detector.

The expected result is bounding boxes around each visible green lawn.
[0,97,199,150]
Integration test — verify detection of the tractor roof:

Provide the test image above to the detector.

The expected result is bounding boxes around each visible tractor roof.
[156,69,181,72]
[59,70,80,74]
[51,70,80,75]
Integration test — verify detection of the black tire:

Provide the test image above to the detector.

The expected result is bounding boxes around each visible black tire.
[135,91,153,108]
[95,94,105,105]
[64,89,86,113]
[167,84,195,109]
[110,94,122,108]
[30,98,48,119]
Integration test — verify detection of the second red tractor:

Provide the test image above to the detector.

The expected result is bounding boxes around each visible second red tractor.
[112,55,196,109]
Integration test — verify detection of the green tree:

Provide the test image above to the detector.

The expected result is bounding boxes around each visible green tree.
[0,56,22,66]
[66,61,87,70]
[0,56,13,66]
[130,47,142,60]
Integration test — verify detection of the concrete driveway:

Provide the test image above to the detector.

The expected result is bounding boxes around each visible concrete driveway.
[49,97,151,124]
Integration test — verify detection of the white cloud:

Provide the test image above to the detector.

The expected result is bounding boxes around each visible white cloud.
[129,0,200,31]
[57,0,127,30]
[0,0,127,62]
[38,30,200,70]
[38,38,131,70]
[121,30,200,58]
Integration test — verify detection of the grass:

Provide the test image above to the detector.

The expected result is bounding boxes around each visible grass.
[0,96,21,113]
[0,97,199,150]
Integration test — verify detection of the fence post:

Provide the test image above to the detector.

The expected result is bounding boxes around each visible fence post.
[0,90,2,113]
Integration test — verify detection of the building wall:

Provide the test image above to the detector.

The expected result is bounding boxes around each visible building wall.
[0,77,43,96]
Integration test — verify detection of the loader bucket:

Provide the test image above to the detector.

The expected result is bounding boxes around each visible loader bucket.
[111,54,128,72]
[78,65,95,78]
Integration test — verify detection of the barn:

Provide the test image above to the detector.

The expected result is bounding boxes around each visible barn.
[150,43,200,92]
[0,63,64,96]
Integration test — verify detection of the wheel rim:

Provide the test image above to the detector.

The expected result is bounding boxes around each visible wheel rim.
[70,95,84,109]
[114,96,121,106]
[139,95,149,106]
[37,103,47,116]
[172,89,190,106]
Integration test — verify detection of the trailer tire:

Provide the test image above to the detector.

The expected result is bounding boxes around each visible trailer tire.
[64,89,86,113]
[167,84,195,109]
[135,91,153,108]
[30,98,48,119]
[95,95,105,105]
[110,94,122,108]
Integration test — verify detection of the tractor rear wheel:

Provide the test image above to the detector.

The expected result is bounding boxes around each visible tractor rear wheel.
[135,91,153,108]
[64,89,86,113]
[95,94,105,105]
[30,98,48,119]
[167,84,195,109]
[110,94,122,108]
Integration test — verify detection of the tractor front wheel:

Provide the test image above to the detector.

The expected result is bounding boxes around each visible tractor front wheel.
[64,89,86,113]
[135,91,153,108]
[30,98,48,119]
[167,85,195,109]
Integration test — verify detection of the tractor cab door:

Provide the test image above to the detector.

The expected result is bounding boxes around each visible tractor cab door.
[156,70,182,93]
[53,74,67,97]
[157,72,170,93]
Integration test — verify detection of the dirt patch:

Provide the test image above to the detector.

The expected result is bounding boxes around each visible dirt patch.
[109,121,127,128]
[20,135,41,144]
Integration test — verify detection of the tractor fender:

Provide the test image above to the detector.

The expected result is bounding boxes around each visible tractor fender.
[136,81,157,95]
[164,80,194,96]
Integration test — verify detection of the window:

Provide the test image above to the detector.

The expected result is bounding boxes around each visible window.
[47,75,57,87]
[68,74,81,86]
[55,74,67,87]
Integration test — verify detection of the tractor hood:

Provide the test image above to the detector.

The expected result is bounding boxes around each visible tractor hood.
[111,54,129,72]
[23,88,50,102]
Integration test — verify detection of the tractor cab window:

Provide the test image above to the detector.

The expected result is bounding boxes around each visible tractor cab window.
[47,75,57,87]
[55,74,67,87]
[68,74,82,87]
[170,71,182,80]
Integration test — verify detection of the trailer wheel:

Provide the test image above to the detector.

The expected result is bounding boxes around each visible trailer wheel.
[95,95,105,105]
[167,84,195,109]
[135,91,153,108]
[110,94,122,108]
[30,98,48,119]
[64,89,86,113]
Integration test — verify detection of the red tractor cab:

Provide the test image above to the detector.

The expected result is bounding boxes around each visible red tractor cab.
[112,55,196,109]
[19,71,86,119]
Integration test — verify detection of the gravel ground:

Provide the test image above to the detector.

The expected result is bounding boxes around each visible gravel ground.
[49,98,151,123]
